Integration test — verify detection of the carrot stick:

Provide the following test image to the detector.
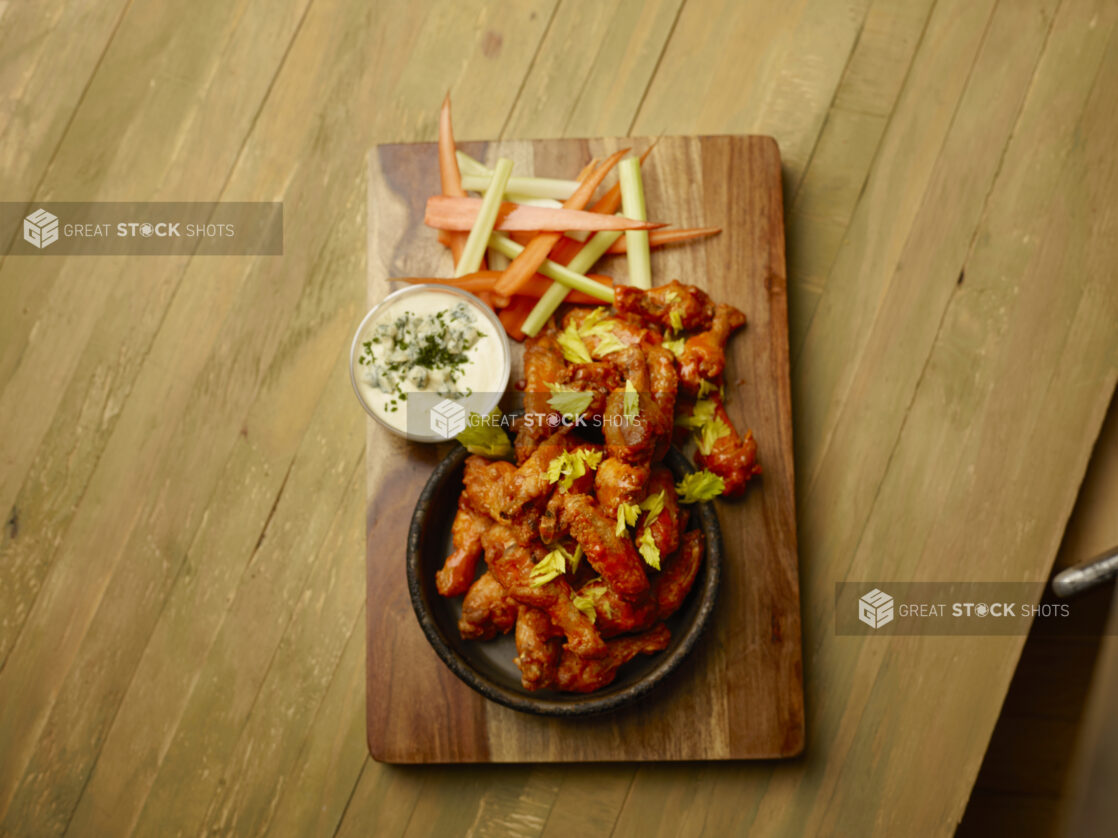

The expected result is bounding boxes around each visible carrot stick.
[498,295,537,341]
[438,93,468,266]
[493,148,630,298]
[424,196,663,233]
[547,143,658,266]
[606,227,722,253]
[393,270,611,304]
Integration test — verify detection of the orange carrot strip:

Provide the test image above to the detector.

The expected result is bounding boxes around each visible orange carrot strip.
[393,270,609,304]
[438,93,468,265]
[606,227,722,253]
[549,143,658,266]
[493,148,631,297]
[498,295,537,341]
[424,196,664,233]
[517,273,612,300]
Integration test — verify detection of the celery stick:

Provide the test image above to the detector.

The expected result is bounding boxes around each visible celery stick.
[618,157,651,289]
[488,233,614,303]
[456,157,512,277]
[455,150,490,177]
[520,228,623,337]
[457,151,579,200]
[568,229,622,274]
[461,174,578,201]
[486,247,509,271]
[503,194,563,208]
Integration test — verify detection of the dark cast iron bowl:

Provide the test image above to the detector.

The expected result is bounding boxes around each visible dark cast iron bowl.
[406,444,723,716]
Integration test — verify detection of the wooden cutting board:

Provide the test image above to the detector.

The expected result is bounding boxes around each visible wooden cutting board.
[365,136,803,763]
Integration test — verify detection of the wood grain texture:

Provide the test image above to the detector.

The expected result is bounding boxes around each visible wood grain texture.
[0,0,1114,835]
[366,135,803,762]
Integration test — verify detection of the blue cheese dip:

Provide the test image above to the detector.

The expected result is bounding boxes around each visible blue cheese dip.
[350,285,510,440]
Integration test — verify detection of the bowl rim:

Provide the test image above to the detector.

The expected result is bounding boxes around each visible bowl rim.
[406,442,723,717]
[349,284,512,442]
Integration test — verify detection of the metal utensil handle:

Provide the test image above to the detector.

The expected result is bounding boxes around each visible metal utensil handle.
[1051,545,1118,598]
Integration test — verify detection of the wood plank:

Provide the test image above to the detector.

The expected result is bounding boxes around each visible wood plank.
[501,0,685,138]
[0,0,131,358]
[265,609,370,838]
[192,461,367,838]
[616,0,1114,835]
[366,135,802,763]
[0,0,315,667]
[792,0,999,484]
[633,0,870,191]
[537,768,634,838]
[786,0,938,357]
[749,2,1117,833]
[2,2,559,835]
[57,348,364,838]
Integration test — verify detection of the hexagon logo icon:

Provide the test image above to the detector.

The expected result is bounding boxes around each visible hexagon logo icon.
[858,588,894,629]
[23,208,59,249]
[429,398,466,439]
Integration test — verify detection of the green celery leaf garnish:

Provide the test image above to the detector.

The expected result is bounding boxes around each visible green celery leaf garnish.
[675,470,726,503]
[455,409,513,459]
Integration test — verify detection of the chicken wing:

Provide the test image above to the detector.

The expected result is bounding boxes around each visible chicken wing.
[458,572,518,640]
[462,455,516,521]
[554,361,623,423]
[574,578,656,639]
[678,303,746,393]
[505,430,572,512]
[514,606,562,691]
[561,308,659,353]
[516,328,567,463]
[556,623,672,693]
[644,344,679,428]
[653,528,705,619]
[576,527,705,636]
[593,456,649,519]
[636,465,682,559]
[435,495,491,596]
[614,279,715,331]
[482,524,607,659]
[557,493,649,600]
[694,393,761,498]
[603,347,671,464]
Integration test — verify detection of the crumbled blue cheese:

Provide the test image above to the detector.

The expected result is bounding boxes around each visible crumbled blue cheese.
[357,301,484,411]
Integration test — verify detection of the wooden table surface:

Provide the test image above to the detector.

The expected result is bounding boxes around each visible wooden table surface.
[1,1,1115,836]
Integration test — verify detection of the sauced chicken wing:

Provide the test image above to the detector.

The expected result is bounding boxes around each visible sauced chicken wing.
[694,393,761,498]
[435,495,491,596]
[603,347,672,464]
[490,431,574,537]
[575,578,656,639]
[462,456,516,521]
[644,344,679,422]
[614,280,715,332]
[556,493,649,600]
[554,361,623,422]
[458,572,518,640]
[560,307,660,354]
[678,303,746,393]
[514,606,562,691]
[594,456,649,519]
[482,524,607,659]
[556,623,672,693]
[635,465,682,558]
[516,328,566,463]
[577,528,705,637]
[653,528,705,619]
